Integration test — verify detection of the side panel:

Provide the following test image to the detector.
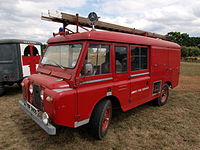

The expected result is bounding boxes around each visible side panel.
[0,44,21,82]
[150,46,180,95]
[77,78,113,122]
[20,44,41,77]
[150,46,169,98]
[44,88,77,128]
[76,43,180,123]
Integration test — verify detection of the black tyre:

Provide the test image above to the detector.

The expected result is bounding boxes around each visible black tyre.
[17,81,22,88]
[154,83,169,106]
[8,82,14,86]
[88,99,112,139]
[0,84,5,96]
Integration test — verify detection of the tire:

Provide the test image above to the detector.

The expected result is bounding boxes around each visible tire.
[88,99,112,139]
[8,82,14,86]
[0,84,5,96]
[154,83,169,106]
[17,81,22,88]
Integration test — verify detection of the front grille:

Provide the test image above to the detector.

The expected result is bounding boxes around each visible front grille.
[32,84,43,110]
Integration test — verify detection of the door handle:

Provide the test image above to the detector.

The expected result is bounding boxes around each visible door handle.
[154,64,158,67]
[118,85,127,88]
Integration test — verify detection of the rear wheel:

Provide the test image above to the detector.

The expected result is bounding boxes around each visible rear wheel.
[0,83,5,96]
[88,99,112,139]
[155,83,169,106]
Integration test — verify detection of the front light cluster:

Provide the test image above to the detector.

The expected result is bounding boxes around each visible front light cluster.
[29,84,33,94]
[46,96,53,102]
[21,82,25,87]
[40,90,44,100]
[42,112,49,125]
[28,84,53,102]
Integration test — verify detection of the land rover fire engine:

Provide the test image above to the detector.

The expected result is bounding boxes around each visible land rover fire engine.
[19,11,180,139]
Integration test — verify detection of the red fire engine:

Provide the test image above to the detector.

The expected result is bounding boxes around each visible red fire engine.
[19,11,180,139]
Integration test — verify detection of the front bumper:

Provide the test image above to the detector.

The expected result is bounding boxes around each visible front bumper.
[18,100,56,135]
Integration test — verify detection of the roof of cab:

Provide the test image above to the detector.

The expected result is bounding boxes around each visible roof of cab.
[47,30,180,49]
[0,39,42,45]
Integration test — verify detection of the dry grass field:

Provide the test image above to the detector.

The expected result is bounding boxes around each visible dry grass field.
[0,62,199,150]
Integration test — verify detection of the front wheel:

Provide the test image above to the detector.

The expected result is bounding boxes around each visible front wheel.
[88,99,112,139]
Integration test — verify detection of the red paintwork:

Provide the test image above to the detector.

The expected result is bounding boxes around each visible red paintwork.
[47,31,180,48]
[102,108,111,132]
[22,45,40,74]
[22,31,181,128]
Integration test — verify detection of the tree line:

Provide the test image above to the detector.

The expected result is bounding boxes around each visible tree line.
[166,32,200,57]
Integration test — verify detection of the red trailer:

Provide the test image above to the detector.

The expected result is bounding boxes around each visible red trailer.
[19,11,180,139]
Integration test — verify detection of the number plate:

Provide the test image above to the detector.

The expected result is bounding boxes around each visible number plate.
[24,101,39,116]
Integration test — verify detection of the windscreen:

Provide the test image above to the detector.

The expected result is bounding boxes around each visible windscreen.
[41,44,82,68]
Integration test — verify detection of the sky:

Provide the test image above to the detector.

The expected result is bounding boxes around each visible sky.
[0,0,200,43]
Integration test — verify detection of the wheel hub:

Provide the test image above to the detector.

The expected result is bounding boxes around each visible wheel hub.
[102,108,111,132]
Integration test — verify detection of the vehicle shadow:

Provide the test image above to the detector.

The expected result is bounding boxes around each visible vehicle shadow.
[1,84,21,96]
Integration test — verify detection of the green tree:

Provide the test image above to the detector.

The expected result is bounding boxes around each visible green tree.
[166,32,200,47]
[167,32,200,58]
[166,32,190,46]
[181,46,200,57]
[189,37,200,47]
[181,46,189,57]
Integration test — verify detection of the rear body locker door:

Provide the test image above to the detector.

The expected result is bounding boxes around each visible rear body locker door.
[151,46,169,82]
[168,48,180,87]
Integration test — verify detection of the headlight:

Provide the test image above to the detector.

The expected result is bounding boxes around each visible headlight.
[29,84,33,94]
[42,112,49,125]
[40,90,44,100]
[21,82,25,87]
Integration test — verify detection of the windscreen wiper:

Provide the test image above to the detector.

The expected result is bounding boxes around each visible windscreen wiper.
[44,59,65,70]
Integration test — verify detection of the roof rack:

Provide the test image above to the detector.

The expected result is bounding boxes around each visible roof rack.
[41,10,169,41]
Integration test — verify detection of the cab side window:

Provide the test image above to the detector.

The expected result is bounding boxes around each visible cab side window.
[115,46,128,73]
[81,44,110,76]
[131,47,148,71]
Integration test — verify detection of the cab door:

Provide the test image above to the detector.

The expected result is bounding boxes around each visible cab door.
[77,42,113,122]
[129,45,150,108]
[112,44,131,110]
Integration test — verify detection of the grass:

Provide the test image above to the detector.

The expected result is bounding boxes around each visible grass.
[180,62,200,76]
[0,62,200,150]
